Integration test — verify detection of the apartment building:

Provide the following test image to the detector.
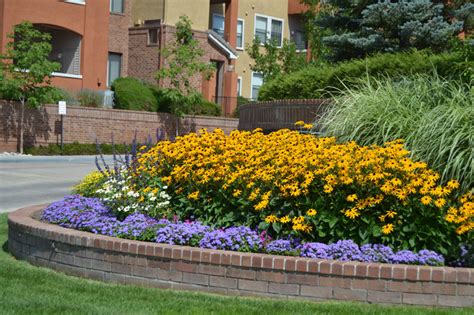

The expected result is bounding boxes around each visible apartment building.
[131,0,308,114]
[0,0,130,92]
[1,0,308,116]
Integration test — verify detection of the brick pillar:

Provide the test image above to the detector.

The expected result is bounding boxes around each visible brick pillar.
[223,70,237,116]
[224,0,238,47]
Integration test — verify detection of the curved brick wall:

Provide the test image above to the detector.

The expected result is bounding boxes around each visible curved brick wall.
[8,205,474,307]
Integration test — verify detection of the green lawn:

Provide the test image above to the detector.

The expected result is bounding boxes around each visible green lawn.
[0,213,472,315]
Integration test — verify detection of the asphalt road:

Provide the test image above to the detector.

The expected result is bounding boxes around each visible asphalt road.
[0,155,113,213]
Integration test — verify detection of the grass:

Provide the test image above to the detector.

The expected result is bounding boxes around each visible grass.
[0,213,472,315]
[320,75,473,190]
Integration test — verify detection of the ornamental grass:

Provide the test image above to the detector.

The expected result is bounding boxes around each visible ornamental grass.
[130,129,473,259]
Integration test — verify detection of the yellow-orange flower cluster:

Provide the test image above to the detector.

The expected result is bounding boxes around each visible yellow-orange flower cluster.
[136,129,471,239]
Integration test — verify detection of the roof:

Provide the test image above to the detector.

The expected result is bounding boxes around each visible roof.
[207,30,238,60]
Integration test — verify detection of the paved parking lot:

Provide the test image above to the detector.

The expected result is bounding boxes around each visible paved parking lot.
[0,155,112,213]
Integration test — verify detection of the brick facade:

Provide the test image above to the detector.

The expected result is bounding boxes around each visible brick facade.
[108,0,132,81]
[0,101,238,152]
[8,205,474,308]
[128,24,230,90]
[128,26,161,84]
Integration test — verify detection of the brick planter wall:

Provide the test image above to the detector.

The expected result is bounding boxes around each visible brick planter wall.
[8,205,474,308]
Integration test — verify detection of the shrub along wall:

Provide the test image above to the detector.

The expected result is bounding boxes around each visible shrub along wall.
[0,101,238,152]
[8,205,474,308]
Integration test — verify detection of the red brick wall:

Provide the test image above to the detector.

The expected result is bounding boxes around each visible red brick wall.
[128,24,230,93]
[0,101,238,152]
[128,26,161,84]
[9,205,474,308]
[108,0,132,82]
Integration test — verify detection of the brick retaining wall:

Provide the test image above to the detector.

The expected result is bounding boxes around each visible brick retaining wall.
[8,205,474,307]
[0,101,238,152]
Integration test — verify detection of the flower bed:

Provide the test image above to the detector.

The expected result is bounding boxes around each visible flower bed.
[9,204,474,308]
[42,195,464,267]
[64,129,472,266]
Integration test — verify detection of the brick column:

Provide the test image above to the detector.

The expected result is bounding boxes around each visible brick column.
[224,0,238,48]
[223,71,238,116]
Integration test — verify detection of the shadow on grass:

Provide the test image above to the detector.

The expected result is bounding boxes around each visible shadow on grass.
[2,241,9,254]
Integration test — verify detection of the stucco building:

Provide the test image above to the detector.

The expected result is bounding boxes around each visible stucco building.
[131,0,308,113]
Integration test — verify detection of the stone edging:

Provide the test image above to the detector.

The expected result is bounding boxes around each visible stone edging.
[7,205,474,307]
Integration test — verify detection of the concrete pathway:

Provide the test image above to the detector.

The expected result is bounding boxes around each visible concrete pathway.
[0,155,113,213]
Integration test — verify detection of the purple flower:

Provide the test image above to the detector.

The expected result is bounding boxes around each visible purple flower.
[115,212,162,240]
[265,240,296,255]
[42,196,448,266]
[299,242,332,259]
[360,244,394,263]
[417,250,444,266]
[199,226,262,252]
[156,222,210,246]
[390,250,419,265]
[328,240,363,261]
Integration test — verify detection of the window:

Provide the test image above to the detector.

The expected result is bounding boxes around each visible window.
[237,77,242,96]
[107,53,122,87]
[110,0,124,14]
[236,19,244,50]
[254,15,284,47]
[255,16,267,43]
[148,29,158,45]
[251,73,263,100]
[212,14,225,37]
[35,25,82,76]
[291,30,307,51]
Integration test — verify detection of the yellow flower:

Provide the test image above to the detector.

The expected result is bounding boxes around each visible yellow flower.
[294,120,305,126]
[306,208,317,216]
[303,124,313,129]
[232,189,242,197]
[280,216,291,224]
[344,208,360,220]
[421,196,432,205]
[292,216,305,224]
[187,191,200,200]
[434,198,446,208]
[323,184,333,194]
[346,194,358,202]
[447,180,459,189]
[254,199,269,211]
[382,223,394,234]
[265,215,278,223]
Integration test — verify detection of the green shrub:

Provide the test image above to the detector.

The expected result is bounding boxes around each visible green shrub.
[259,50,472,100]
[320,75,474,190]
[25,142,132,155]
[112,77,158,111]
[77,89,102,107]
[194,100,221,116]
[156,88,221,116]
[45,87,78,105]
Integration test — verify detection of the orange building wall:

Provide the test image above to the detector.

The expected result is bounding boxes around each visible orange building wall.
[0,0,110,93]
[288,0,309,14]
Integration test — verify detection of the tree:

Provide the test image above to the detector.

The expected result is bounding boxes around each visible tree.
[155,15,215,117]
[0,21,60,153]
[247,38,306,82]
[313,0,464,62]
